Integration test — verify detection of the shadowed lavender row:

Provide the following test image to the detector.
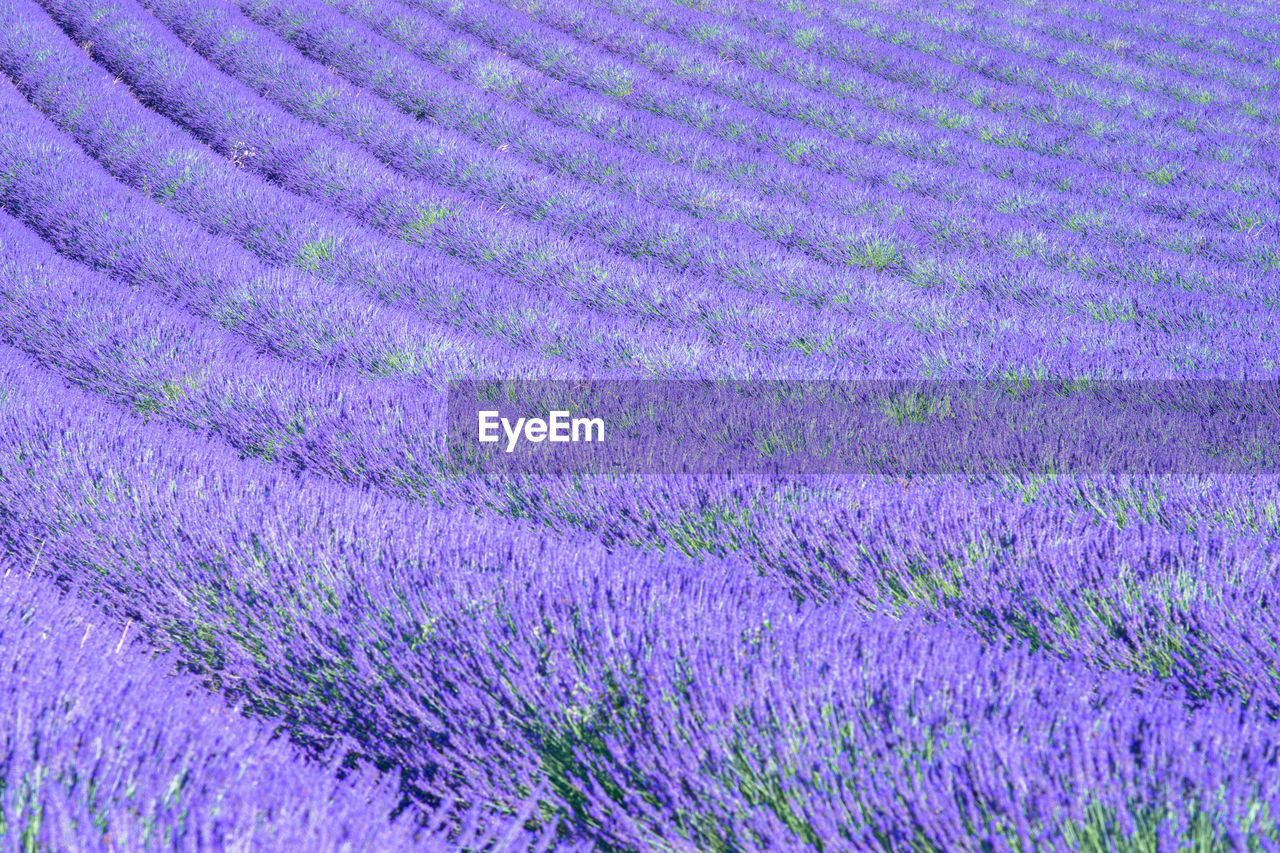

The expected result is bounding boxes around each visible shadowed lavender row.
[11,201,1280,703]
[6,196,1280,716]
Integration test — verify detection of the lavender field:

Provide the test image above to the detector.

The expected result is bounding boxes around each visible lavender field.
[0,0,1278,848]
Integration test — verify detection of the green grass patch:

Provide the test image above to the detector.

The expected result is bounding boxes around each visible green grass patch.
[297,236,336,272]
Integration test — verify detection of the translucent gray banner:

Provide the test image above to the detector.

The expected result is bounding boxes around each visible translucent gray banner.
[446,380,1280,476]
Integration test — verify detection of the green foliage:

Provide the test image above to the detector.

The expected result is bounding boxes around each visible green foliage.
[929,108,972,130]
[306,85,339,111]
[787,334,834,355]
[781,140,812,164]
[132,377,193,420]
[1084,300,1136,324]
[1145,165,1178,186]
[473,59,520,97]
[297,236,336,271]
[403,205,453,239]
[879,389,954,425]
[849,238,903,272]
[792,27,820,49]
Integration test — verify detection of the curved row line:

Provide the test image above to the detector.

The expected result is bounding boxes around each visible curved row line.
[476,0,1274,207]
[883,0,1280,69]
[0,569,450,849]
[246,0,1276,304]
[573,0,1278,196]
[42,0,940,375]
[819,0,1280,96]
[678,0,1277,156]
[149,0,945,305]
[0,0,740,377]
[13,0,1275,379]
[376,0,1279,258]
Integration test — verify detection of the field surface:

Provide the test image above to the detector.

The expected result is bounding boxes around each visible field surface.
[0,0,1279,848]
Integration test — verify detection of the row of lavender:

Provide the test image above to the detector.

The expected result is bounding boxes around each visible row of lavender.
[1,0,1273,384]
[2,347,1279,849]
[4,61,1279,690]
[5,186,1280,843]
[0,561,567,850]
[128,0,1280,310]
[0,0,1269,575]
[0,0,1268,581]
[377,0,1277,236]
[0,0,1277,847]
